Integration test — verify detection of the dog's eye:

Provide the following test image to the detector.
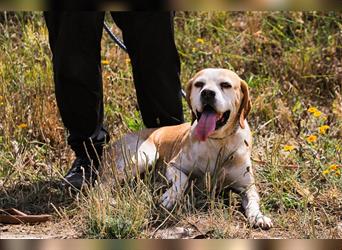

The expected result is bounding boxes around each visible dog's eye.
[220,82,232,89]
[194,81,204,88]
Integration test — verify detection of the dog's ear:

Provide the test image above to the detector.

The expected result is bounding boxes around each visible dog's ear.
[238,80,252,129]
[185,77,196,124]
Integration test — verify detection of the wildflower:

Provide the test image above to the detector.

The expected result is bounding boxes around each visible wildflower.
[283,145,295,151]
[307,107,323,117]
[306,135,317,143]
[318,125,330,134]
[308,107,318,113]
[323,165,341,177]
[196,38,204,44]
[192,47,197,53]
[329,164,338,171]
[18,123,28,129]
[313,110,322,117]
[322,169,330,175]
[257,48,262,53]
[101,60,110,65]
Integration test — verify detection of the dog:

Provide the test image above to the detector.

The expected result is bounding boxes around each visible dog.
[106,68,273,229]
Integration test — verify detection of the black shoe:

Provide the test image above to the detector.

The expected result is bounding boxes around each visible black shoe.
[63,156,100,190]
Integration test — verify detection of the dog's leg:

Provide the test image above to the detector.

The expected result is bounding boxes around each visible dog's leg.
[228,157,273,229]
[160,166,189,209]
[240,183,273,229]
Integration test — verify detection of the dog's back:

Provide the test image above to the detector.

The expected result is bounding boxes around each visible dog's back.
[102,123,191,181]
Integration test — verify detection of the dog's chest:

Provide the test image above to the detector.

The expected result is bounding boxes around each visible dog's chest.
[178,140,234,175]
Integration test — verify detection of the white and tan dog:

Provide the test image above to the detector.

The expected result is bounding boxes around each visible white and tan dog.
[107,68,272,229]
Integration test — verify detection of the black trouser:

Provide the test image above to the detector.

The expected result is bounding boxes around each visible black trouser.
[44,12,184,158]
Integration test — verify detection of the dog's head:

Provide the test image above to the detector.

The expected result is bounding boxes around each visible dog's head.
[186,68,251,141]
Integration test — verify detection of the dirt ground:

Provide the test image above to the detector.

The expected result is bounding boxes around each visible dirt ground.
[1,213,342,239]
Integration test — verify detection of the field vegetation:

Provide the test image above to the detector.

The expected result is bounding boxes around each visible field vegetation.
[0,11,341,238]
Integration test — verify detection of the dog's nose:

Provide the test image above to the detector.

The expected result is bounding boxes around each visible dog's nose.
[201,89,216,103]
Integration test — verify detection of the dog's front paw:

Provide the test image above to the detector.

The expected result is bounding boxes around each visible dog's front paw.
[252,214,273,230]
[160,188,178,210]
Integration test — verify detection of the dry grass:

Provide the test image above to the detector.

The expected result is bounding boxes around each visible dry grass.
[0,11,341,239]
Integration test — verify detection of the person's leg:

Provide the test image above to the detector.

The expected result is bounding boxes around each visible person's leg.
[111,11,184,128]
[44,11,108,188]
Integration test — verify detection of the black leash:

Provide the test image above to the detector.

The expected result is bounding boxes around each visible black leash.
[103,22,127,52]
[103,21,187,99]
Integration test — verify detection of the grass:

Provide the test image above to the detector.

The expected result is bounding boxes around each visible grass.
[0,11,341,239]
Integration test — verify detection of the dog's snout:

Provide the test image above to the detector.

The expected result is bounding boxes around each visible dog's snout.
[201,89,216,103]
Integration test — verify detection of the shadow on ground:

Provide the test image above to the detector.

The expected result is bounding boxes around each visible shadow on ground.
[0,179,75,215]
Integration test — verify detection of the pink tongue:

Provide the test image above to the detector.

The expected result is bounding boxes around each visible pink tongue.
[195,111,217,141]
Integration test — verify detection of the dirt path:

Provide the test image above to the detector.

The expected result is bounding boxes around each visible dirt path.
[1,218,342,239]
[0,217,288,239]
[0,224,277,239]
[0,220,81,239]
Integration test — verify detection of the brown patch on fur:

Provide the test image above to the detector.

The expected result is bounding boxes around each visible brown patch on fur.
[150,123,191,162]
[185,76,196,124]
[238,80,252,129]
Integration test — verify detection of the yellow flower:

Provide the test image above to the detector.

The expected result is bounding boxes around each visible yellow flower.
[308,107,318,113]
[283,145,295,151]
[257,48,262,53]
[329,164,338,171]
[313,111,322,117]
[125,58,131,64]
[322,169,330,175]
[323,165,341,176]
[306,135,317,143]
[196,38,205,44]
[192,47,197,53]
[101,60,110,65]
[318,125,330,134]
[18,123,28,129]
